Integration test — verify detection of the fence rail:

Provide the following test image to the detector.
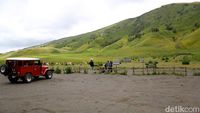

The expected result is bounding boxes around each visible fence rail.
[56,66,200,76]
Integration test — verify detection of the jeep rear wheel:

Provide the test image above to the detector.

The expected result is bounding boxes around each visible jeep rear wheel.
[8,76,18,83]
[0,64,10,75]
[23,73,32,83]
[45,71,53,79]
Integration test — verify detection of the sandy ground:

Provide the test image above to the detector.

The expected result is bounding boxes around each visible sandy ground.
[0,74,200,113]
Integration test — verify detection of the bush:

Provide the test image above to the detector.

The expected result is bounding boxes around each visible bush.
[145,61,158,68]
[182,56,190,65]
[120,69,127,75]
[152,72,157,75]
[113,68,118,74]
[162,57,169,62]
[161,72,167,75]
[83,67,88,74]
[54,66,62,74]
[63,67,72,74]
[193,72,200,76]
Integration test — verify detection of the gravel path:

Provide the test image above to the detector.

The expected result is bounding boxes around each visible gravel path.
[0,74,200,113]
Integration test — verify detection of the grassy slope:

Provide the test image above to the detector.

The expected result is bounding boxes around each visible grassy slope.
[1,2,200,63]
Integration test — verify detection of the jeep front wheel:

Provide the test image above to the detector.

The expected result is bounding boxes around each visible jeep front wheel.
[23,73,32,83]
[45,71,53,79]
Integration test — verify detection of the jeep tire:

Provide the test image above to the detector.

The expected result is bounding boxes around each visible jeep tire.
[45,71,53,79]
[8,76,18,83]
[0,64,10,75]
[23,73,32,83]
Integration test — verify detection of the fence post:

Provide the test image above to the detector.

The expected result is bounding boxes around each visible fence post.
[185,67,187,76]
[154,67,156,74]
[173,67,175,74]
[147,67,149,74]
[132,67,135,75]
[143,67,145,75]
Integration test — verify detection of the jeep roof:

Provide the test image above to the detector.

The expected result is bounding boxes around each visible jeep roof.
[6,58,40,60]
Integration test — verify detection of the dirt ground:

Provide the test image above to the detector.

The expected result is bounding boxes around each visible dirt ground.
[0,74,200,113]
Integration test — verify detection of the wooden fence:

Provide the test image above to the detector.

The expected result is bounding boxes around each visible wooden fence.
[60,66,200,76]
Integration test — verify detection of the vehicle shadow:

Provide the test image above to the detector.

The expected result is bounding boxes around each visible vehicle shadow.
[5,77,48,85]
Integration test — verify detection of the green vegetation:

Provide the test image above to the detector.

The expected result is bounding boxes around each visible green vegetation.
[119,69,128,75]
[193,72,200,76]
[181,56,190,65]
[0,2,200,66]
[63,67,72,74]
[145,61,158,68]
[54,66,62,74]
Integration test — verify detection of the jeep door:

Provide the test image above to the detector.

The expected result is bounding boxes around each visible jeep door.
[21,60,34,76]
[33,60,41,76]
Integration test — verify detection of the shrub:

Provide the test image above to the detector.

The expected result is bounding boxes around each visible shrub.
[113,68,118,74]
[162,57,169,62]
[120,69,127,75]
[76,67,81,73]
[145,61,158,68]
[83,67,88,74]
[152,72,157,75]
[193,72,200,76]
[63,67,72,74]
[182,56,190,65]
[54,66,62,74]
[161,72,167,75]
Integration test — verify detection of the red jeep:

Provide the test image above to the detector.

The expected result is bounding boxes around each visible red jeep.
[0,58,54,83]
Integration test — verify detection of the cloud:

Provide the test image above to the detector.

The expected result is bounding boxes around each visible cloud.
[0,0,199,53]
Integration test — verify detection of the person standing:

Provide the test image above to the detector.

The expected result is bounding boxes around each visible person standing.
[89,58,94,70]
[108,61,113,72]
[104,61,109,70]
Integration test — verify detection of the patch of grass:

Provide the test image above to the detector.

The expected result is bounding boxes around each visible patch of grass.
[119,69,128,75]
[54,66,62,74]
[193,72,200,76]
[83,67,88,74]
[63,67,72,74]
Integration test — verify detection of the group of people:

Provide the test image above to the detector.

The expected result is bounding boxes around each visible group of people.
[88,58,113,72]
[104,60,113,72]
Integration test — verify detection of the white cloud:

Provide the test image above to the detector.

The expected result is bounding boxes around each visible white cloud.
[0,0,199,53]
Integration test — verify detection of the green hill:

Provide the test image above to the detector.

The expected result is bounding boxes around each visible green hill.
[1,2,200,62]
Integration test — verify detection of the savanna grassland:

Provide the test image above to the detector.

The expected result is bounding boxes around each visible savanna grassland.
[0,2,200,67]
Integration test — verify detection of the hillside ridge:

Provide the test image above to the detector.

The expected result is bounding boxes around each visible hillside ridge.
[1,2,200,62]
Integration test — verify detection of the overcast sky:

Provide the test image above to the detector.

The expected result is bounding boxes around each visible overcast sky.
[0,0,199,53]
